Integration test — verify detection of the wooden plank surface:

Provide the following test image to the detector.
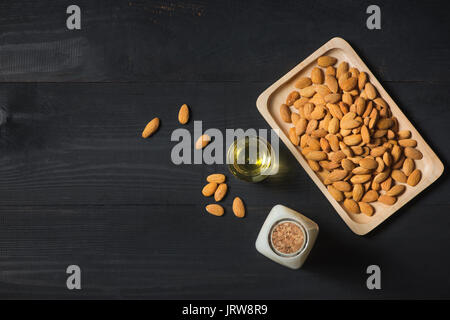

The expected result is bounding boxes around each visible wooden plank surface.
[0,0,449,299]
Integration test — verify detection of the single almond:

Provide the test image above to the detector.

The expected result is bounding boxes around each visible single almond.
[305,151,327,161]
[289,127,300,145]
[214,183,228,202]
[207,174,226,184]
[404,147,423,160]
[317,56,337,67]
[343,198,360,214]
[381,177,392,191]
[358,72,368,90]
[295,77,312,89]
[333,181,352,192]
[328,169,348,182]
[397,130,411,139]
[350,174,372,184]
[280,104,292,123]
[402,158,415,176]
[202,182,218,197]
[142,117,160,138]
[359,158,378,170]
[398,139,417,147]
[341,77,358,91]
[299,86,316,98]
[387,184,406,197]
[407,169,421,186]
[353,184,364,202]
[206,204,224,216]
[379,194,397,206]
[195,134,211,149]
[374,170,390,184]
[311,67,324,84]
[286,91,300,106]
[325,75,339,93]
[391,169,407,183]
[232,197,245,218]
[295,118,308,136]
[178,104,190,124]
[361,190,379,202]
[358,202,374,216]
[328,185,344,202]
[365,82,377,100]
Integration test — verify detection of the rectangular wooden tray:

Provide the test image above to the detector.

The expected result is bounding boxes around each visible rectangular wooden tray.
[256,37,444,235]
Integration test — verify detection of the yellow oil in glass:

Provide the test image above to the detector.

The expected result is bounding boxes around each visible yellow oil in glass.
[227,136,274,183]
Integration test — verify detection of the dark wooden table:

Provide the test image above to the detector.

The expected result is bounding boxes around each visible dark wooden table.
[0,0,449,299]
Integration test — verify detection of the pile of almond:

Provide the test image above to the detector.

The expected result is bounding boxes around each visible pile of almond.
[281,55,423,216]
[202,173,246,218]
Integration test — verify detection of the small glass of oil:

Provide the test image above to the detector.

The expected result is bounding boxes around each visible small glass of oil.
[227,135,276,183]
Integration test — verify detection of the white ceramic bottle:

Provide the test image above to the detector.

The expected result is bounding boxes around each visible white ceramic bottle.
[255,204,319,269]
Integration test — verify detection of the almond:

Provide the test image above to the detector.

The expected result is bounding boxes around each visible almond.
[343,198,360,214]
[341,77,358,91]
[310,105,326,120]
[295,77,312,89]
[288,127,300,146]
[364,82,377,100]
[342,158,356,171]
[361,125,371,144]
[207,174,226,184]
[387,184,406,197]
[380,177,391,191]
[350,174,372,184]
[333,181,352,192]
[328,169,348,182]
[317,56,337,67]
[340,118,361,130]
[374,97,388,109]
[391,169,407,183]
[352,167,372,175]
[359,202,374,216]
[391,145,402,162]
[286,91,300,106]
[370,146,386,157]
[377,118,393,130]
[398,139,417,147]
[402,158,415,176]
[359,158,378,170]
[404,147,423,160]
[202,182,218,197]
[328,134,340,152]
[308,159,321,172]
[324,93,342,104]
[343,134,362,146]
[206,204,224,216]
[214,183,228,202]
[305,150,327,161]
[325,75,339,93]
[142,117,160,138]
[299,86,316,98]
[328,185,344,202]
[195,134,211,149]
[336,61,349,78]
[295,118,308,136]
[358,72,368,90]
[397,130,411,139]
[178,104,190,124]
[232,197,245,218]
[353,184,364,202]
[379,195,397,206]
[280,104,292,123]
[311,67,324,84]
[407,169,421,186]
[326,66,336,76]
[361,190,379,202]
[374,170,390,184]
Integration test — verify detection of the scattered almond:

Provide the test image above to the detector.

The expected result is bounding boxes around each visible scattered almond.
[206,204,224,216]
[232,197,245,218]
[142,117,160,138]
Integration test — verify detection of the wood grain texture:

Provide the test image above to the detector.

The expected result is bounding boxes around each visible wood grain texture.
[0,0,449,299]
